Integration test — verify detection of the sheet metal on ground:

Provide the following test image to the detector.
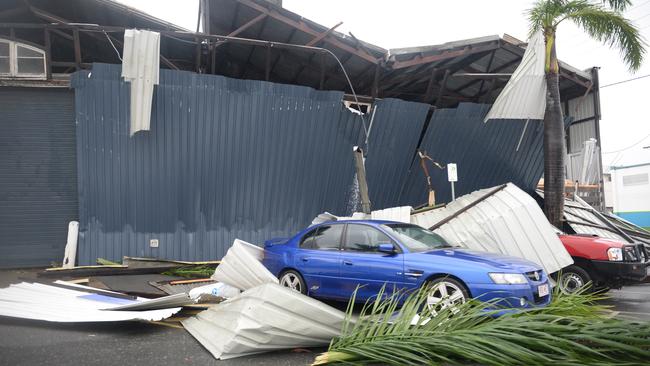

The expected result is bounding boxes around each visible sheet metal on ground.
[211,239,278,290]
[182,283,346,360]
[411,183,572,274]
[0,282,180,322]
[399,103,569,206]
[71,63,429,264]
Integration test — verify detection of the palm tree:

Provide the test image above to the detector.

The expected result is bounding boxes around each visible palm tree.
[528,0,645,226]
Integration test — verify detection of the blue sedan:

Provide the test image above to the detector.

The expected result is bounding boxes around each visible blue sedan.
[263,220,551,311]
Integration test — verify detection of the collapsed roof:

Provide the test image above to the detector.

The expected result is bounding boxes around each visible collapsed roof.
[0,0,593,105]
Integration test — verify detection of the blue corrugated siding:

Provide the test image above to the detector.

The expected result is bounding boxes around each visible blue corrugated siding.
[365,99,429,209]
[400,103,546,206]
[72,63,429,264]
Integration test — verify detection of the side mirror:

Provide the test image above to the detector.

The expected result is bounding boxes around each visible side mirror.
[378,243,396,254]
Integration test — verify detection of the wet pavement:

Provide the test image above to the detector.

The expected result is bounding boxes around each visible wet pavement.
[1,269,649,365]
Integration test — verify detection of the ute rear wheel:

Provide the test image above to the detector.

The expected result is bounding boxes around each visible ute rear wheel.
[558,265,592,294]
[425,278,469,315]
[279,270,307,295]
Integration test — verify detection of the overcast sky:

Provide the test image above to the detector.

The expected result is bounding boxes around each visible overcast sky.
[119,0,650,168]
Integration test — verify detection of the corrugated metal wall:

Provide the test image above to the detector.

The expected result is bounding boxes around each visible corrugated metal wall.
[399,103,546,206]
[567,96,596,153]
[364,98,429,209]
[0,87,77,268]
[72,64,429,264]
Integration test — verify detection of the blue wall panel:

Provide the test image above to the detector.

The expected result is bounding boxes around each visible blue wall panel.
[400,103,546,206]
[72,64,429,264]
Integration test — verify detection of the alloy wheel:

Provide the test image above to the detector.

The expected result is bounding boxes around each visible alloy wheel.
[560,273,585,294]
[426,281,466,315]
[280,272,303,293]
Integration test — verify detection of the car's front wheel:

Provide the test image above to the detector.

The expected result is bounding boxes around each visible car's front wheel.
[279,270,307,295]
[557,265,592,294]
[425,277,469,315]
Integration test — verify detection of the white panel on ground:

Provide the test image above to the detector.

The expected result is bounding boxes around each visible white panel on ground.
[0,282,180,322]
[211,239,278,290]
[484,30,546,121]
[182,283,346,360]
[121,29,160,136]
[411,183,573,274]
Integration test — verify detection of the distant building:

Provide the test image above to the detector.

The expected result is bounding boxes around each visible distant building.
[607,163,650,229]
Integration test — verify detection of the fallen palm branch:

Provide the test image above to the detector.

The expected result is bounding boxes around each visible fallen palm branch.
[313,284,650,365]
[162,265,215,278]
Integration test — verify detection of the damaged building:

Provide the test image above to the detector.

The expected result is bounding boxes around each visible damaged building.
[0,0,603,267]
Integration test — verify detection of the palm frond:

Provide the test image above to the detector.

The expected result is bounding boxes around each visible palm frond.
[313,284,650,365]
[601,0,632,12]
[564,1,646,71]
[528,0,566,34]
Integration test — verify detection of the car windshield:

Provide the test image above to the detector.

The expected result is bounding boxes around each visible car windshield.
[382,223,454,252]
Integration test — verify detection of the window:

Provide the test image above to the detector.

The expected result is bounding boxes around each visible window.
[382,224,453,252]
[0,41,9,74]
[344,224,393,253]
[0,39,46,79]
[300,225,343,250]
[622,173,648,187]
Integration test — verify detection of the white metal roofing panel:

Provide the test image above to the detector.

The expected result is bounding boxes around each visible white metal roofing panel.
[182,283,346,360]
[121,29,160,136]
[0,282,180,322]
[484,30,546,121]
[411,183,572,274]
[371,206,412,223]
[211,239,279,290]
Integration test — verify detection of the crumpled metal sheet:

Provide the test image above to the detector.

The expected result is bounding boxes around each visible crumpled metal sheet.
[211,239,278,291]
[411,183,573,274]
[182,283,346,360]
[0,282,181,322]
[106,292,193,311]
[484,30,546,121]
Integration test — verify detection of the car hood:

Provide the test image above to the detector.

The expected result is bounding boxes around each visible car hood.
[408,248,541,273]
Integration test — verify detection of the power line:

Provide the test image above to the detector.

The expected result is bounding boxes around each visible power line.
[600,74,650,88]
[602,132,650,154]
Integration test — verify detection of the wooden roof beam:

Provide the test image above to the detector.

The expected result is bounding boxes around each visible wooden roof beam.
[236,0,380,65]
[213,13,267,50]
[390,42,500,70]
[306,21,342,47]
[290,21,343,83]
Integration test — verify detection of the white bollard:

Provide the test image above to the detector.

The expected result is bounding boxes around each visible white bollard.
[62,221,79,269]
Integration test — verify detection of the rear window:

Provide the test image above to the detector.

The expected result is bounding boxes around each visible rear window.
[300,225,343,250]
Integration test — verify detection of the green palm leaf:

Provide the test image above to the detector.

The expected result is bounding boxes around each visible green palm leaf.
[314,284,650,365]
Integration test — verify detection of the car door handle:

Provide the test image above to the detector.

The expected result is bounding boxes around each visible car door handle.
[404,269,424,278]
[343,260,353,265]
[301,257,309,262]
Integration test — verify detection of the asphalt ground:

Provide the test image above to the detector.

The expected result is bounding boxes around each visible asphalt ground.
[1,269,649,366]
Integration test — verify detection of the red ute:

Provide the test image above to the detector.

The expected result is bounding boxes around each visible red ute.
[556,233,649,293]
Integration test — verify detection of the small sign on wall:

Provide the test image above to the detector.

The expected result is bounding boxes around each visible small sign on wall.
[447,163,458,182]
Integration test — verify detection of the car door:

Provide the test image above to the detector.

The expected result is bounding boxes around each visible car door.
[294,224,344,298]
[337,224,406,301]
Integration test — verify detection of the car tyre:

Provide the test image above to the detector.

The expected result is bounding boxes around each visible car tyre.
[424,277,470,315]
[279,269,307,295]
[557,265,592,294]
